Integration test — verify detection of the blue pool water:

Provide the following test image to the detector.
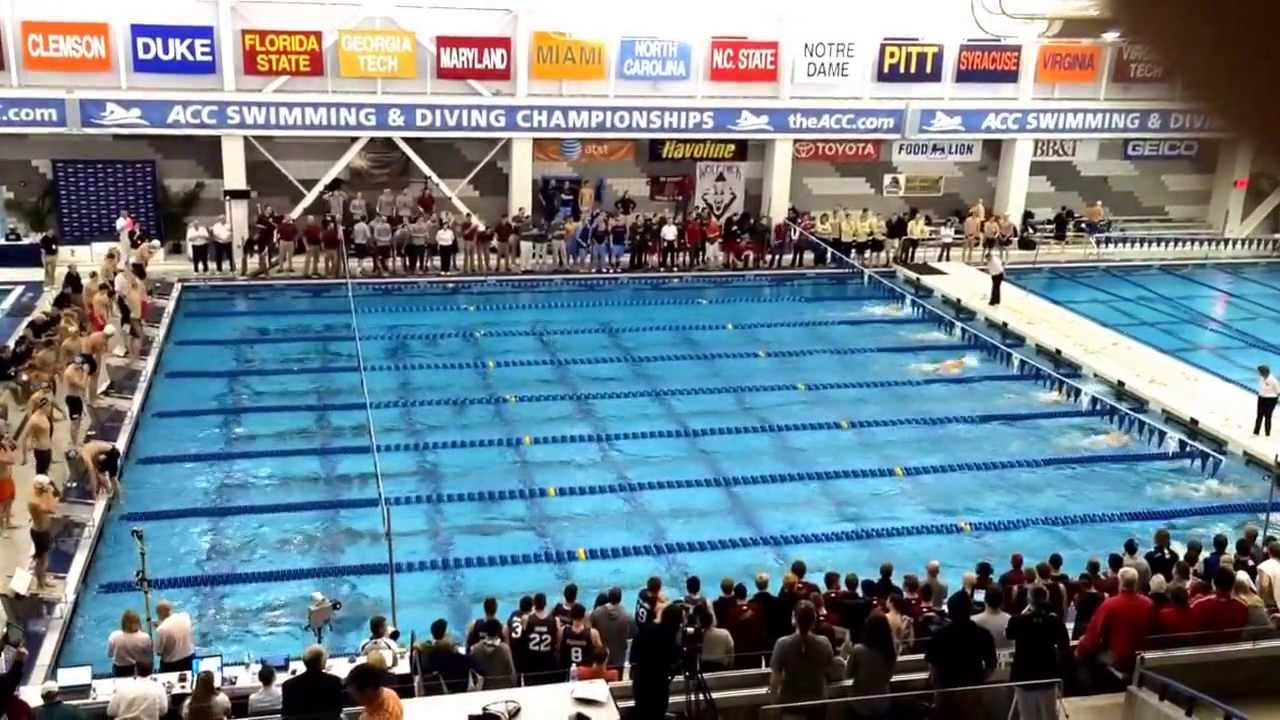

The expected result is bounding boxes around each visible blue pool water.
[1011,262,1280,391]
[57,275,1267,672]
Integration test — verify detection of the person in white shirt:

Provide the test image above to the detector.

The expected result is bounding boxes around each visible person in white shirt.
[107,610,155,677]
[115,210,134,256]
[154,600,196,673]
[659,220,678,272]
[351,218,371,275]
[972,598,1012,650]
[325,189,348,221]
[1257,541,1280,609]
[209,216,233,274]
[987,251,1005,306]
[358,615,400,666]
[436,225,457,273]
[937,218,956,262]
[1255,365,1280,436]
[247,665,282,715]
[186,222,210,275]
[349,192,368,222]
[106,663,168,720]
[375,189,396,221]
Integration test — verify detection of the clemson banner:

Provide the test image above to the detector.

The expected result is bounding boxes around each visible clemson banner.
[530,31,607,81]
[22,20,112,72]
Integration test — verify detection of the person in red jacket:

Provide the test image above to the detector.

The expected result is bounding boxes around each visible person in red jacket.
[1076,567,1153,676]
[1153,584,1198,647]
[1190,566,1248,644]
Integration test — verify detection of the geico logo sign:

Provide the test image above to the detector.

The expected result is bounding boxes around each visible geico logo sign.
[1125,139,1199,158]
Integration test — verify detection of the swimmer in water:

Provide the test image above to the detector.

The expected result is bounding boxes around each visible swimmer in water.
[1082,430,1132,449]
[912,356,975,375]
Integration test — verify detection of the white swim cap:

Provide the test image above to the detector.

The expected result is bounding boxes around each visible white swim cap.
[149,239,161,249]
[310,592,325,604]
[33,474,51,488]
[103,324,118,337]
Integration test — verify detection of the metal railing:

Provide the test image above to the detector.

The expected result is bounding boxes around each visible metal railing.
[1135,668,1250,720]
[760,678,1065,719]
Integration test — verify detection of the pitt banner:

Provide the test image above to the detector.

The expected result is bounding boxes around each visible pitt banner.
[22,21,112,72]
[337,30,416,78]
[1036,43,1101,83]
[877,42,943,83]
[241,29,323,76]
[530,31,607,81]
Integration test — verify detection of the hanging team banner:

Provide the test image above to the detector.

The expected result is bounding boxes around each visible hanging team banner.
[883,174,944,197]
[793,140,879,162]
[435,36,511,81]
[649,139,747,161]
[241,30,323,76]
[648,175,686,202]
[1031,139,1098,161]
[22,21,111,72]
[533,139,634,161]
[892,139,983,162]
[1111,44,1168,83]
[618,38,692,81]
[530,32,607,81]
[708,39,779,82]
[130,24,217,75]
[695,161,745,222]
[912,107,1224,137]
[954,44,1021,83]
[877,42,943,82]
[337,30,416,79]
[1123,138,1200,159]
[1036,43,1101,83]
[793,40,856,83]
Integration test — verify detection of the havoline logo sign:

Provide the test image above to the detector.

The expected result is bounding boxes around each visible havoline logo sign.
[648,139,748,162]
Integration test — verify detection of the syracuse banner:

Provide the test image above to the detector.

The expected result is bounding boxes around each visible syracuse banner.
[709,39,779,82]
[1036,43,1101,83]
[792,140,878,162]
[74,98,905,137]
[22,21,111,73]
[241,29,323,76]
[530,32,607,81]
[1112,43,1168,83]
[954,44,1020,83]
[649,139,747,161]
[533,139,634,161]
[618,38,691,81]
[0,97,68,129]
[793,40,856,84]
[435,36,511,81]
[337,30,416,79]
[877,42,943,82]
[131,24,217,75]
[912,107,1225,137]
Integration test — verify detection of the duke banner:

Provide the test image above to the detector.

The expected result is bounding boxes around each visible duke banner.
[912,107,1225,137]
[130,24,216,75]
[695,161,746,222]
[74,98,906,137]
[618,38,692,81]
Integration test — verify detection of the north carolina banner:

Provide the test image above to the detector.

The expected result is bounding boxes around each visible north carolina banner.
[337,30,416,79]
[877,42,943,82]
[618,38,691,81]
[1111,43,1167,84]
[1036,43,1101,84]
[533,139,634,161]
[530,31,607,81]
[241,29,323,76]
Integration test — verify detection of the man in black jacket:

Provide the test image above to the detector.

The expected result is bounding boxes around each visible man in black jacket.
[1006,586,1071,720]
[281,645,346,720]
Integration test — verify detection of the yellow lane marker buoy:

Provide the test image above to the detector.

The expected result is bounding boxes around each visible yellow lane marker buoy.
[486,360,496,369]
[576,548,587,561]
[958,521,972,533]
[757,350,768,358]
[894,466,905,477]
[523,435,533,446]
[796,383,807,392]
[507,394,518,403]
[839,420,851,430]
[547,486,557,497]
[726,322,735,330]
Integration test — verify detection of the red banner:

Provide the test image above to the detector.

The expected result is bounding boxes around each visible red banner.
[241,29,323,76]
[793,140,880,162]
[708,39,778,82]
[1111,43,1167,83]
[435,35,511,81]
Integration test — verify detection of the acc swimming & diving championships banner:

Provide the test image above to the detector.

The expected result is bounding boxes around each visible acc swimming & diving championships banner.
[76,98,904,137]
[912,107,1226,137]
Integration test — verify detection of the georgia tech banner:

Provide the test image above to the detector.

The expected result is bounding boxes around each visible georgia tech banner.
[530,31,607,81]
[337,30,416,79]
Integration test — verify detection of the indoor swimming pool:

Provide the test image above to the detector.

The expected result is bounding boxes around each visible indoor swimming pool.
[1011,262,1280,391]
[55,274,1268,672]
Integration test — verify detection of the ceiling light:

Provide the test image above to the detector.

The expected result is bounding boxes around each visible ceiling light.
[1100,30,1122,40]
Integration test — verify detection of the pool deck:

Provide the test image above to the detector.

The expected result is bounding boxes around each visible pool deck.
[898,261,1280,469]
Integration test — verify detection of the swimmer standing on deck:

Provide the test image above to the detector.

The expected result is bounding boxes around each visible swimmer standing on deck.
[28,474,59,591]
